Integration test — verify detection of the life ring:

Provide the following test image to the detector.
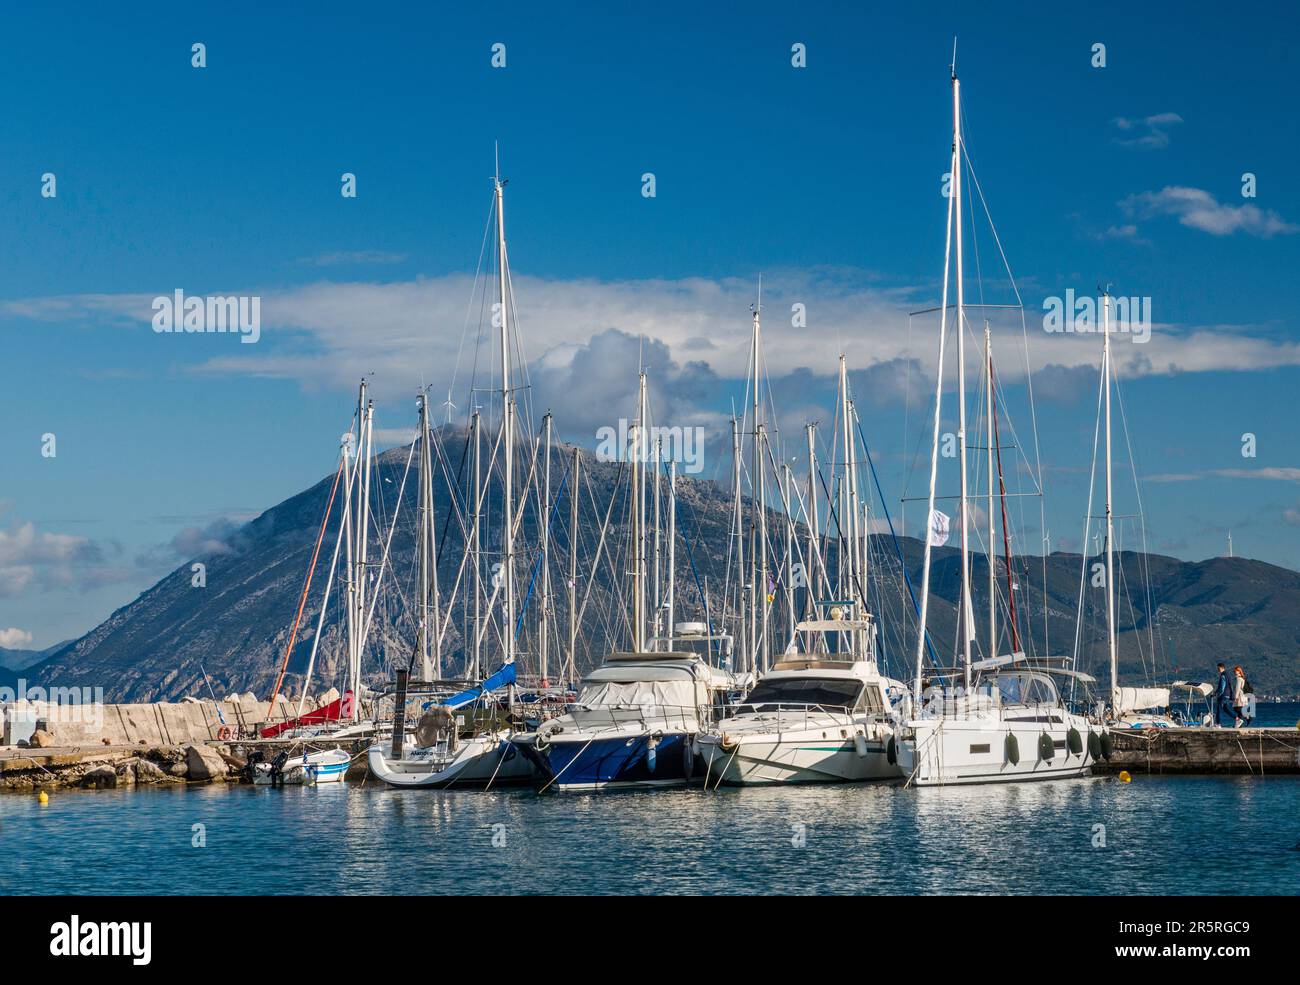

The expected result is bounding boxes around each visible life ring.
[217,725,233,741]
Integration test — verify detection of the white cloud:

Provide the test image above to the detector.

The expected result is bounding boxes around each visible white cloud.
[0,518,116,597]
[1112,113,1183,149]
[8,272,1300,434]
[0,627,33,648]
[1149,467,1300,483]
[1122,186,1297,238]
[297,251,409,268]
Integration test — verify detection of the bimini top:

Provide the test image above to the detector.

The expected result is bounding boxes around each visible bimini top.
[587,652,723,685]
[970,651,1096,683]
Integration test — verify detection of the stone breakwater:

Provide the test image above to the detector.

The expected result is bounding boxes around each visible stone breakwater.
[3,692,334,747]
[1,741,240,791]
[0,692,339,792]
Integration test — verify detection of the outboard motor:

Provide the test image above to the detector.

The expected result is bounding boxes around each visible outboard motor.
[269,749,290,787]
[241,748,265,784]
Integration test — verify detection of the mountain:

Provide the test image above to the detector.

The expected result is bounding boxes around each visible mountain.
[19,432,1300,701]
[0,640,70,672]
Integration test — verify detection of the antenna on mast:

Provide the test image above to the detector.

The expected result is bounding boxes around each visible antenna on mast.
[951,37,958,79]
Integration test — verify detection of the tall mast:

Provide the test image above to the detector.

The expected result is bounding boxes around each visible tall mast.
[568,444,579,683]
[985,323,997,659]
[913,64,960,704]
[756,422,769,673]
[417,391,432,681]
[633,372,648,651]
[345,387,371,727]
[750,295,766,673]
[653,436,663,644]
[730,415,746,672]
[540,411,553,683]
[666,459,677,644]
[342,396,357,705]
[847,395,862,652]
[838,357,855,660]
[805,422,821,653]
[783,463,795,646]
[470,409,482,680]
[953,70,972,686]
[495,170,516,667]
[1103,290,1118,712]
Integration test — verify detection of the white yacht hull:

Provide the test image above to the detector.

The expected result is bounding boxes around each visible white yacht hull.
[367,732,535,789]
[896,712,1098,786]
[696,728,898,785]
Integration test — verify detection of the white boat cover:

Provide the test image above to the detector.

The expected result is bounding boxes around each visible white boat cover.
[1115,686,1171,712]
[575,679,702,711]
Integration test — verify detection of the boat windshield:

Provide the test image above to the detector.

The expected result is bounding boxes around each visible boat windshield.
[741,677,864,713]
[989,672,1059,707]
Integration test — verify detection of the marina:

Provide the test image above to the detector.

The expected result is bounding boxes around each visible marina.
[3,2,1298,936]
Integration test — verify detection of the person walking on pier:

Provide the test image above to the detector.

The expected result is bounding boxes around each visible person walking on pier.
[1214,663,1234,727]
[1232,665,1254,727]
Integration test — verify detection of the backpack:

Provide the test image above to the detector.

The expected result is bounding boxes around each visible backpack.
[1243,677,1254,695]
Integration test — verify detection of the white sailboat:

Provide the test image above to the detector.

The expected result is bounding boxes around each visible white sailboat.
[1086,293,1196,731]
[892,61,1102,786]
[369,163,537,789]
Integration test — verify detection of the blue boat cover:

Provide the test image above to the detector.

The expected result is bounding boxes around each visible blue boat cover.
[440,662,517,710]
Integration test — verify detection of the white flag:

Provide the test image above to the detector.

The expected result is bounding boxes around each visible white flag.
[928,509,951,547]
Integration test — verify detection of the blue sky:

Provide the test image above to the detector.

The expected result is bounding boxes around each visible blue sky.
[3,1,1299,648]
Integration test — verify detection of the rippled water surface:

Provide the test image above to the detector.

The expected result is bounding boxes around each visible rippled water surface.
[3,766,1297,895]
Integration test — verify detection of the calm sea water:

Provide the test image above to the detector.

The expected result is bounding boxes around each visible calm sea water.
[3,705,1297,897]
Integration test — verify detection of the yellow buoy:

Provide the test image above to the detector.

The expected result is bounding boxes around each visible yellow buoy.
[1118,770,1132,783]
[37,790,49,804]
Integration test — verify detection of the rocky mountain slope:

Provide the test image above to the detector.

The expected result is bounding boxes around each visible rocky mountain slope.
[20,431,1300,701]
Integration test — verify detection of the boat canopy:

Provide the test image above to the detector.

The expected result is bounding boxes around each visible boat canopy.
[260,691,349,738]
[586,660,703,683]
[575,678,702,712]
[794,618,874,633]
[1171,680,1214,697]
[1115,686,1171,713]
[440,662,517,710]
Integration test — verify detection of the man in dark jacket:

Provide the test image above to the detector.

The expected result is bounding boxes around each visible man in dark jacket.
[1214,663,1233,727]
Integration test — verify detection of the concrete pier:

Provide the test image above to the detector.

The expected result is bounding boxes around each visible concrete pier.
[1097,727,1300,775]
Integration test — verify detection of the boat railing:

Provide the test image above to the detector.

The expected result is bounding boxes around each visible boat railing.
[729,701,854,731]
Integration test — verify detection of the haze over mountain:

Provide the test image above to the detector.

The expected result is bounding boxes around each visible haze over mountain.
[19,433,1300,702]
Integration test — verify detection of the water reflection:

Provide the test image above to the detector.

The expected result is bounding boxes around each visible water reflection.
[1,774,1295,895]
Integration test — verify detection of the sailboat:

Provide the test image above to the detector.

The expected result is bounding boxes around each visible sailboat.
[892,61,1101,786]
[369,165,540,789]
[1083,293,1193,730]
